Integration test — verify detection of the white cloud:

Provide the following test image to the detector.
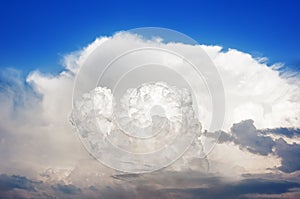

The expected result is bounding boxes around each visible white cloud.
[0,31,300,182]
[63,32,300,130]
[202,46,300,129]
[70,82,203,173]
[0,69,87,179]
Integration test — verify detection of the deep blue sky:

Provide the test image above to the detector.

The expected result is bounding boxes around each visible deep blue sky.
[0,0,299,74]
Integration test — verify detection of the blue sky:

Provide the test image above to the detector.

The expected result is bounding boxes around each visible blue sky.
[0,0,299,74]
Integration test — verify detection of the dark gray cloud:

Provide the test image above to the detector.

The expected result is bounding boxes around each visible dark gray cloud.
[205,119,300,173]
[261,127,300,138]
[157,179,300,199]
[275,138,300,173]
[0,174,40,192]
[52,183,81,195]
[110,171,300,198]
[204,120,276,155]
[1,172,300,199]
[230,120,276,156]
[231,120,300,173]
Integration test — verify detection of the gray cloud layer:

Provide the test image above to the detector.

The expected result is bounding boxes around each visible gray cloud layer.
[1,172,300,199]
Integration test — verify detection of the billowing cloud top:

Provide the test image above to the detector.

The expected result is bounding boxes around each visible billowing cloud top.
[32,32,300,130]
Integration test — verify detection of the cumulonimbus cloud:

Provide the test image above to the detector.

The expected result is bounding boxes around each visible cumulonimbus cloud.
[0,31,300,197]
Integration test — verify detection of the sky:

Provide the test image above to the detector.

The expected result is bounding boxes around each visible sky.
[1,0,300,198]
[1,0,300,74]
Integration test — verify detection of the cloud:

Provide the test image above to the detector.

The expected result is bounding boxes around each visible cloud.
[58,32,300,130]
[52,183,81,195]
[70,82,204,172]
[0,174,40,192]
[1,172,300,199]
[0,68,87,178]
[109,171,300,199]
[207,119,300,173]
[275,138,300,173]
[261,127,300,138]
[0,31,300,197]
[156,179,300,199]
[230,119,276,155]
